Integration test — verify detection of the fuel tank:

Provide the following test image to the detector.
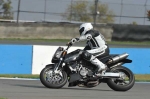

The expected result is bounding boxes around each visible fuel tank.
[64,49,82,63]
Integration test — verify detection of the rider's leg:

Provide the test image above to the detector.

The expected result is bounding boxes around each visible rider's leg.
[90,55,106,72]
[85,45,109,75]
[82,51,107,75]
[90,56,107,75]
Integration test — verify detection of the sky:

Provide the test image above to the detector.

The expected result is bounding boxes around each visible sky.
[11,0,150,25]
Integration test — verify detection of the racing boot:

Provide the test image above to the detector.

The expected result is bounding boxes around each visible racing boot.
[90,58,107,76]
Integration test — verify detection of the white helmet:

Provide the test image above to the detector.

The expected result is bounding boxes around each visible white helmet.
[79,23,93,36]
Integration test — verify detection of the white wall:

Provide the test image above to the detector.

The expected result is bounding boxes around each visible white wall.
[32,45,83,74]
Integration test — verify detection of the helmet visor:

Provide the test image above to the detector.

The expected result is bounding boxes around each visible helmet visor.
[79,27,84,35]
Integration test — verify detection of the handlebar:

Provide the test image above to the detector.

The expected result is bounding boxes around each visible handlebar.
[65,42,72,50]
[65,38,79,50]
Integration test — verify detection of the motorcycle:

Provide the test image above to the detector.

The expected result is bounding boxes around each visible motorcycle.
[40,42,135,91]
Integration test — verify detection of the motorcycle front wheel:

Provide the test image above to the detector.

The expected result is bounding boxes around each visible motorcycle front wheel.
[107,66,135,91]
[40,64,68,88]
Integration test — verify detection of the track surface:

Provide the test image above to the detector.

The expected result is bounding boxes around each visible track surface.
[0,79,150,99]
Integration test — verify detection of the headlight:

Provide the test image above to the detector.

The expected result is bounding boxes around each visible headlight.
[55,52,61,58]
[52,47,64,63]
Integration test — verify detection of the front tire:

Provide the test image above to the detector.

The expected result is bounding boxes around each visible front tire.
[107,66,135,91]
[40,64,68,88]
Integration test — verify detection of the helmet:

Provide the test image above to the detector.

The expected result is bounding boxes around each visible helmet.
[79,23,93,36]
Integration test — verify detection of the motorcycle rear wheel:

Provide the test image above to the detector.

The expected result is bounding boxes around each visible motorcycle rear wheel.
[40,64,68,88]
[107,66,135,91]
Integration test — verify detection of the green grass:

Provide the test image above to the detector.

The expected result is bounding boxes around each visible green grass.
[0,74,39,79]
[0,98,7,99]
[107,41,150,45]
[0,38,69,42]
[135,75,150,82]
[0,38,150,45]
[0,74,150,82]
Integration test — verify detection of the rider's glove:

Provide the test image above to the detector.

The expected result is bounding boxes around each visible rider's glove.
[70,38,79,44]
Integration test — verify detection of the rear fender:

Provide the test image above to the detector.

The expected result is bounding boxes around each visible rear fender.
[121,59,132,63]
[108,59,132,69]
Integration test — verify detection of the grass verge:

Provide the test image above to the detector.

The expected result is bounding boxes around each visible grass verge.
[1,38,150,45]
[135,75,150,82]
[0,74,150,82]
[108,41,150,45]
[0,74,39,79]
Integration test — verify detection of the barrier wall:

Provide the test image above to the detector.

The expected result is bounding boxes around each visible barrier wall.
[32,45,83,74]
[1,23,150,41]
[112,24,150,41]
[0,23,112,41]
[0,45,150,74]
[110,48,150,74]
[0,45,32,74]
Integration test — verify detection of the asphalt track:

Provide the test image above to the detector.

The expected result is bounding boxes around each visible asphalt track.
[0,78,150,99]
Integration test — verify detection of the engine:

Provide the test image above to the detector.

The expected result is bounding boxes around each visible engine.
[79,67,93,77]
[68,61,94,78]
[80,67,88,77]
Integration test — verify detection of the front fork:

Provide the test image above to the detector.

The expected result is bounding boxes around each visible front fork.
[53,58,63,73]
[53,50,67,73]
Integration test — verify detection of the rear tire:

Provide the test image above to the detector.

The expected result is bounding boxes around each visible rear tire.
[40,64,67,88]
[107,66,135,91]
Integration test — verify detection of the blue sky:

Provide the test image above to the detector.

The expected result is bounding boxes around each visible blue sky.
[11,0,150,25]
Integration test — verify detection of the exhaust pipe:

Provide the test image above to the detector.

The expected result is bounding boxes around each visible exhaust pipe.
[107,53,129,64]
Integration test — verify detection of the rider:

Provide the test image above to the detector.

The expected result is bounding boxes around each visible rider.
[70,23,110,76]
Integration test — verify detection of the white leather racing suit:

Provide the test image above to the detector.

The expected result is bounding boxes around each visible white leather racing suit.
[74,30,109,73]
